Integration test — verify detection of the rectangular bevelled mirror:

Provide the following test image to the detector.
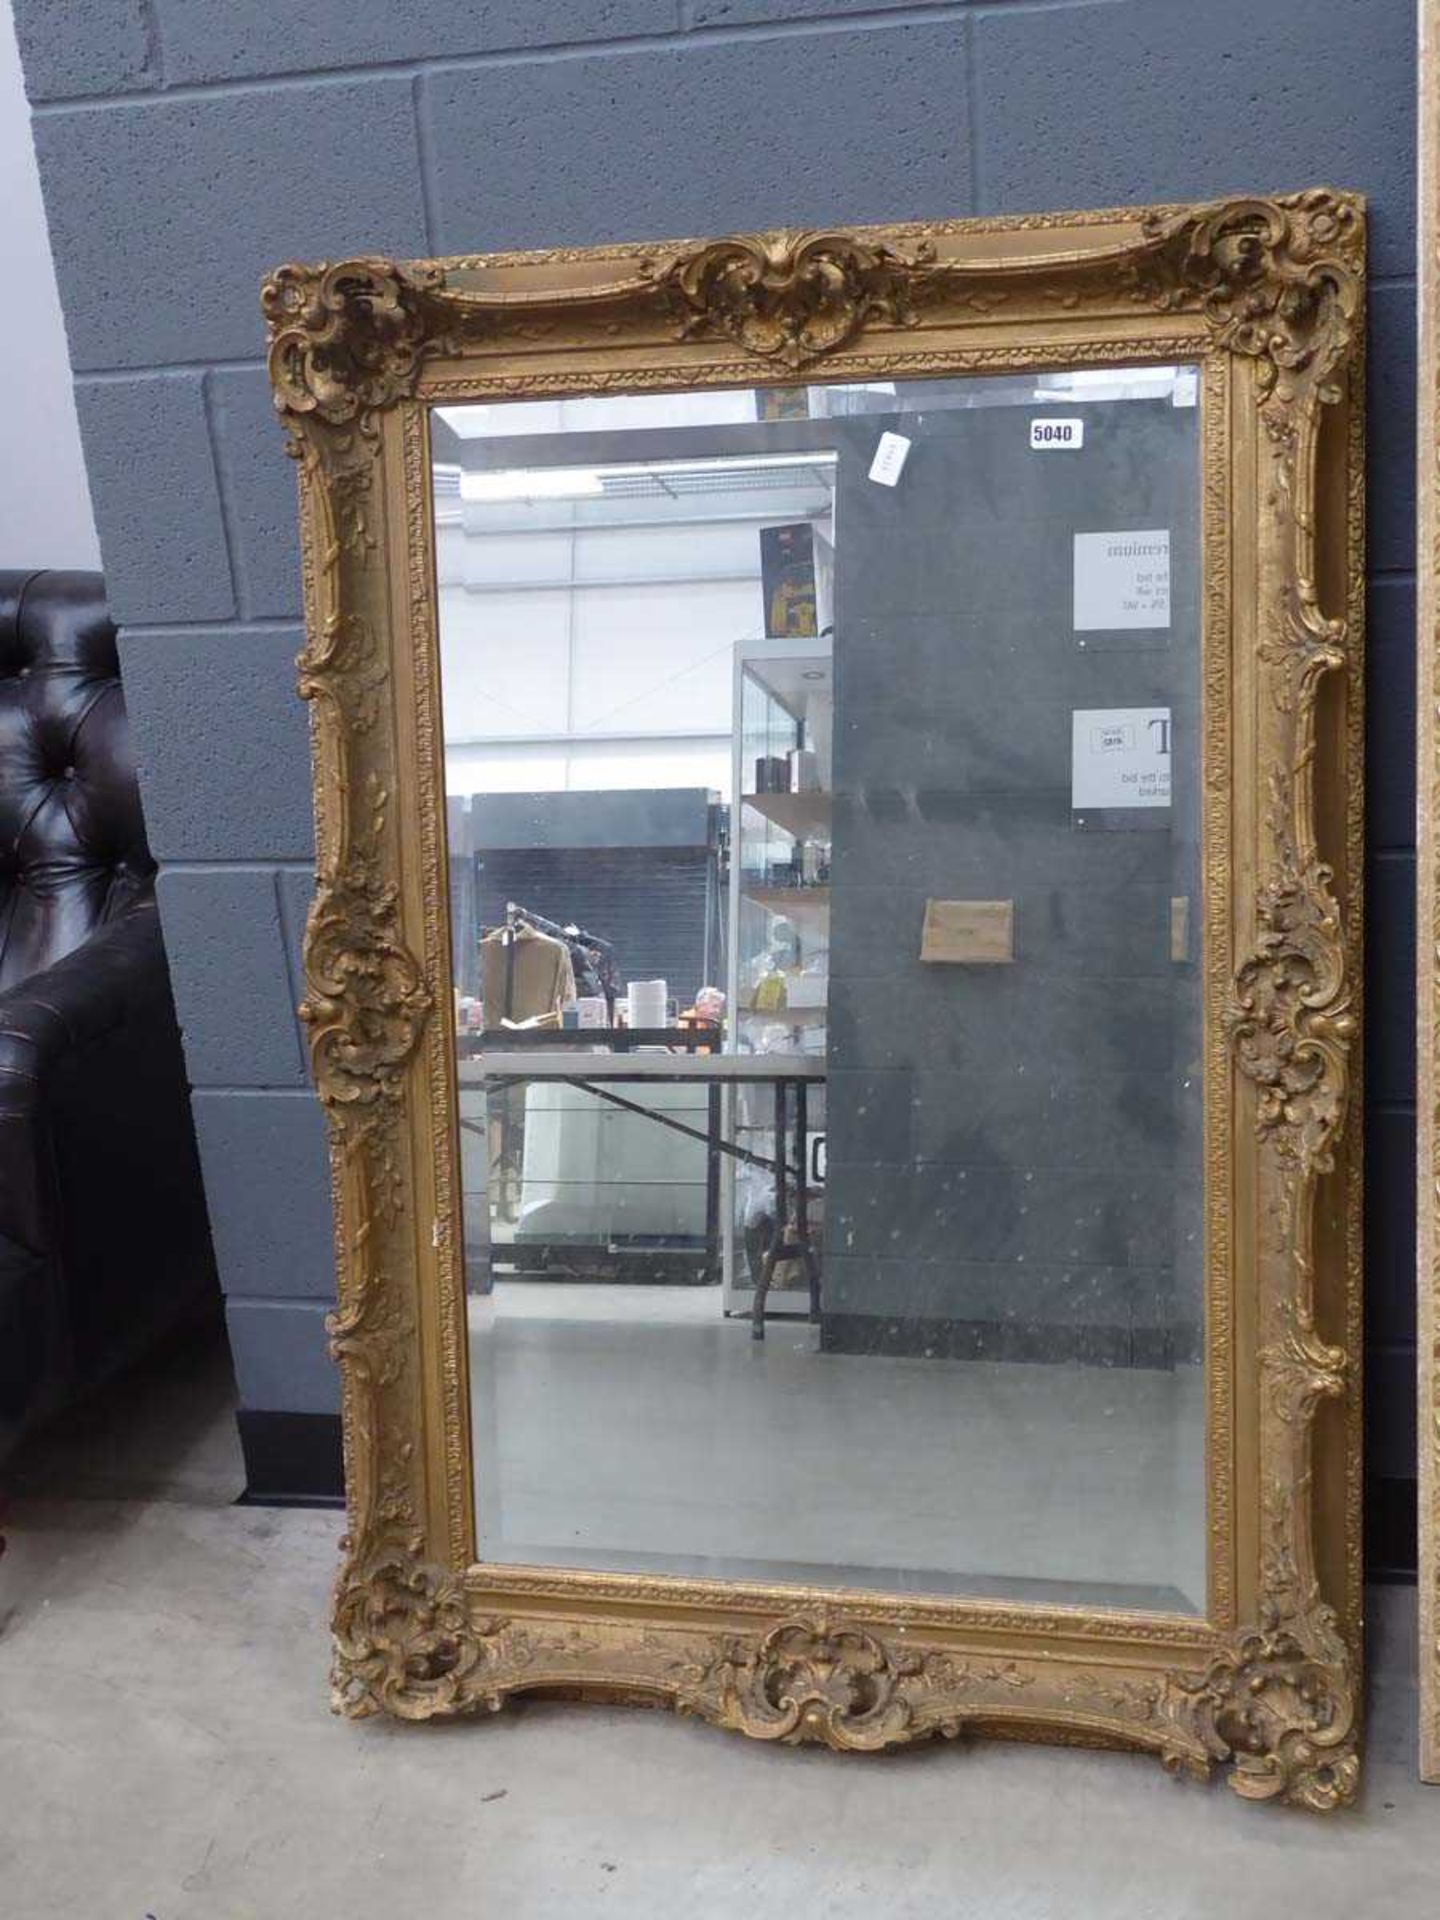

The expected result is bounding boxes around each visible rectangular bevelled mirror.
[267,196,1363,1807]
[439,369,1206,1615]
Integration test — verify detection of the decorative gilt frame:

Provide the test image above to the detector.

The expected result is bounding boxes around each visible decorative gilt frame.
[264,194,1365,1808]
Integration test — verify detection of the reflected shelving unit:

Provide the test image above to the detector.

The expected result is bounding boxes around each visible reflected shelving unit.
[721,634,832,1316]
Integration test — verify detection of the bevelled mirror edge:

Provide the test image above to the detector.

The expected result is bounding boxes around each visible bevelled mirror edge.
[264,192,1364,1807]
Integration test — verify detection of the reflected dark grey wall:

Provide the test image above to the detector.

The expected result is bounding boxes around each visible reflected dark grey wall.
[822,398,1201,1367]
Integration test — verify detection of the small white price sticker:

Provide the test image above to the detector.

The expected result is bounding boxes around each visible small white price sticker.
[868,430,911,486]
[1029,416,1084,450]
[1072,707,1172,811]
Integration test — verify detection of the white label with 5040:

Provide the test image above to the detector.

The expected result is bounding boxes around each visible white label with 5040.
[1029,417,1084,450]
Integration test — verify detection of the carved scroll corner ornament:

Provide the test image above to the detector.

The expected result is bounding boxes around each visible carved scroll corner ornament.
[645,229,935,370]
[1225,845,1354,1175]
[262,256,446,434]
[677,1614,932,1749]
[331,1550,518,1721]
[1141,189,1363,405]
[1178,1604,1359,1811]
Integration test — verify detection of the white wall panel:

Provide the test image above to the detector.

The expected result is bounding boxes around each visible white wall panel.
[570,578,754,734]
[446,736,728,797]
[439,584,572,738]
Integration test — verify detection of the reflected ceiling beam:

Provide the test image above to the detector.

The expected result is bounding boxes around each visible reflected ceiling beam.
[451,417,847,472]
[452,569,762,595]
[446,727,730,748]
[439,506,832,536]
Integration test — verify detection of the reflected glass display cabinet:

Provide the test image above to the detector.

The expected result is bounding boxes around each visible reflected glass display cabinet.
[722,635,833,1317]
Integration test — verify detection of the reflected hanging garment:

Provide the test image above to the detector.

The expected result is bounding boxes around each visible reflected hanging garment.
[512,905,618,1009]
[568,941,605,1000]
[479,925,576,1027]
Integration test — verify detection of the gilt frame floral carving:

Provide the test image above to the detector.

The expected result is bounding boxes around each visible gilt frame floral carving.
[264,193,1365,1808]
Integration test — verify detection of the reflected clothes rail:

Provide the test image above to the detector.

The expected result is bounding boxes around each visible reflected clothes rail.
[459,1049,824,1334]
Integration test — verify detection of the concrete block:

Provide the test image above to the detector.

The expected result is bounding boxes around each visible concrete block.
[118,627,313,862]
[827,970,1176,1076]
[829,790,1190,897]
[73,373,234,624]
[824,1068,920,1168]
[192,1092,333,1303]
[829,1254,1150,1340]
[278,866,317,1004]
[424,21,973,254]
[973,0,1415,279]
[829,1163,1172,1269]
[1365,853,1415,1108]
[906,1066,1179,1175]
[692,0,916,18]
[1366,576,1415,852]
[33,79,428,370]
[208,367,303,620]
[1368,284,1417,576]
[156,868,307,1087]
[226,1298,340,1414]
[817,1254,878,1315]
[11,0,156,100]
[157,0,681,84]
[828,879,1180,981]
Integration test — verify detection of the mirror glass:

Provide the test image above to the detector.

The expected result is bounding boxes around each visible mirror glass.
[435,366,1205,1613]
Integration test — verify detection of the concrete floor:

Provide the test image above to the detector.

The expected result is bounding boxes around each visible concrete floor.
[1,1335,1436,1918]
[470,1282,1206,1611]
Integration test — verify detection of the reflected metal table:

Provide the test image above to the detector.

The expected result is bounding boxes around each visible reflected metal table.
[459,1048,824,1337]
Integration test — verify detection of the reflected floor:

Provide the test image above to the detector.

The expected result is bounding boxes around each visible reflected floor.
[468,1283,1206,1613]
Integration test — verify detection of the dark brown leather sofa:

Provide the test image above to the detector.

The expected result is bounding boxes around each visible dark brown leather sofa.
[0,571,217,1464]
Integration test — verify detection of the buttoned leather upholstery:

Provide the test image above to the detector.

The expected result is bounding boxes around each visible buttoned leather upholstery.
[0,571,152,983]
[0,572,217,1460]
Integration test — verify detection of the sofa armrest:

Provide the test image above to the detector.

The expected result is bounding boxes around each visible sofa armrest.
[0,907,169,1101]
[0,906,170,1249]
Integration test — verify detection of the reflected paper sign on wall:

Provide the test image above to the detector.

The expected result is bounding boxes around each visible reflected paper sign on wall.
[1071,708,1172,811]
[1073,528,1171,630]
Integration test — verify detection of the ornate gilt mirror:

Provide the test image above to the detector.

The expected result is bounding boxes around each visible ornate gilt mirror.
[265,193,1364,1808]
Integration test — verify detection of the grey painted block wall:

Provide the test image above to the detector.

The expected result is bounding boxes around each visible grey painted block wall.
[12,0,1417,1470]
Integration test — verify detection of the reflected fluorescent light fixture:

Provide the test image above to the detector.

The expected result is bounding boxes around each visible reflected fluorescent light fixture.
[459,449,833,504]
[624,453,833,479]
[1033,365,1184,398]
[461,467,604,502]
